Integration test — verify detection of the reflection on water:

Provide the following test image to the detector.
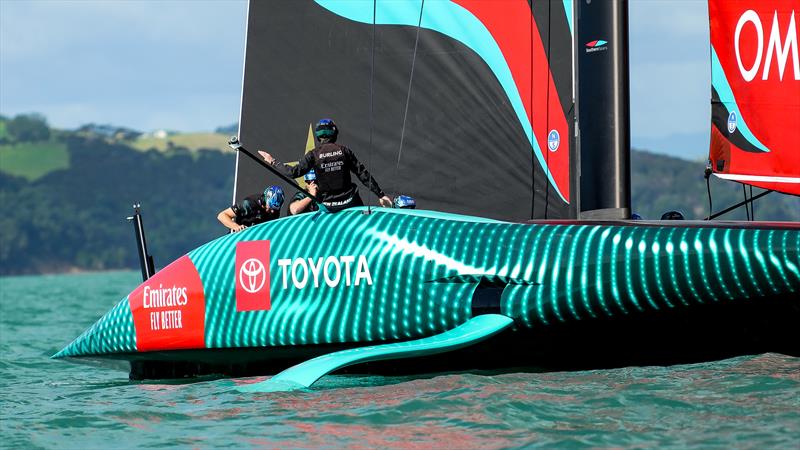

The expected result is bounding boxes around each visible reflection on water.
[1,272,798,448]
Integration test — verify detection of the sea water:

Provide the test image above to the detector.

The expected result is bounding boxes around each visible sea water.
[1,271,798,449]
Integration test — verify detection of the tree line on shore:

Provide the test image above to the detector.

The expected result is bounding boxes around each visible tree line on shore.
[0,116,797,275]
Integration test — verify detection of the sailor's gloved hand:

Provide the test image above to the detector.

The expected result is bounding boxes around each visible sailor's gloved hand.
[258,150,276,165]
[232,224,248,232]
[378,196,393,207]
[307,182,319,196]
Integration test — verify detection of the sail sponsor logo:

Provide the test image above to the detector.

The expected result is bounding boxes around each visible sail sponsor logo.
[734,10,799,81]
[129,255,206,352]
[585,39,608,53]
[320,160,344,172]
[319,149,343,159]
[547,130,560,152]
[727,111,738,134]
[276,255,373,290]
[236,240,271,311]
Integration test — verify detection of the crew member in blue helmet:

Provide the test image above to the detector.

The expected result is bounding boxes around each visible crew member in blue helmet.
[393,195,416,209]
[259,118,392,212]
[217,185,284,232]
[289,170,320,215]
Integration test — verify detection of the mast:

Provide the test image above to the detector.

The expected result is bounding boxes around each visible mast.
[577,0,631,219]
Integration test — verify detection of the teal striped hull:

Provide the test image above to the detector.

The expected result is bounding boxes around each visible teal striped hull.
[54,208,800,373]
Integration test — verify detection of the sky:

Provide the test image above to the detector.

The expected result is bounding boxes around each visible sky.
[0,0,711,159]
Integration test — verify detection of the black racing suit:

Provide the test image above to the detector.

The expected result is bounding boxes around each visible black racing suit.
[289,191,319,215]
[274,142,386,212]
[231,194,279,226]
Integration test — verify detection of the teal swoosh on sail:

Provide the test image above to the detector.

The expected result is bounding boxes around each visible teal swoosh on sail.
[711,47,770,153]
[314,0,567,202]
[562,0,573,35]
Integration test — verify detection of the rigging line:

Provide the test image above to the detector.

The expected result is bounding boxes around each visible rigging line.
[530,4,536,220]
[750,185,755,220]
[742,183,751,221]
[392,0,425,193]
[544,1,553,219]
[704,189,771,220]
[367,0,377,214]
[704,161,713,219]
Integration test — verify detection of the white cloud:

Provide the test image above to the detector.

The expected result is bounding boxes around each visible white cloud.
[1,0,718,149]
[1,0,247,130]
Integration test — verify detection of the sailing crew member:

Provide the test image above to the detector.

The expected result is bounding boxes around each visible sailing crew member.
[258,118,392,212]
[217,185,284,232]
[660,210,685,220]
[289,170,320,215]
[393,195,417,209]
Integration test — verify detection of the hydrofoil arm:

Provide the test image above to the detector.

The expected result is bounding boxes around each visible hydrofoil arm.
[236,314,514,393]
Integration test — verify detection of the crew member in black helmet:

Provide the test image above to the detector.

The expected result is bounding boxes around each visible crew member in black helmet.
[259,118,392,212]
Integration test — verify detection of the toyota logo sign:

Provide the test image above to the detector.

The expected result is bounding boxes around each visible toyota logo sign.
[238,258,266,294]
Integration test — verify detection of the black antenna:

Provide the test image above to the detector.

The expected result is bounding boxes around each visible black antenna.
[127,204,155,282]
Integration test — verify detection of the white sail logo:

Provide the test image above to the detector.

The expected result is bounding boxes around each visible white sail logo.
[547,130,560,152]
[735,10,799,82]
[727,111,738,134]
[239,258,267,294]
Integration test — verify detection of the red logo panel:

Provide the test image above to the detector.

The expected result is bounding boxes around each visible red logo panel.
[129,255,205,352]
[235,240,271,312]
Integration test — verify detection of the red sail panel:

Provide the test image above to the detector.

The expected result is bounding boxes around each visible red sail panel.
[453,0,571,203]
[708,0,800,196]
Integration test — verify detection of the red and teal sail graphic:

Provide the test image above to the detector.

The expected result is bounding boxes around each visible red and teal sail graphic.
[708,0,800,195]
[235,0,576,221]
[314,0,573,204]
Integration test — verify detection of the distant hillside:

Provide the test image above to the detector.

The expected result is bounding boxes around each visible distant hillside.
[630,150,800,221]
[0,117,236,275]
[0,115,797,275]
[131,132,230,153]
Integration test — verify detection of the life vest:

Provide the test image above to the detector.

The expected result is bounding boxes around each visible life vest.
[312,143,351,195]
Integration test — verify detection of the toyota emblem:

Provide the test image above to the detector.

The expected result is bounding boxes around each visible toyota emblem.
[238,258,266,294]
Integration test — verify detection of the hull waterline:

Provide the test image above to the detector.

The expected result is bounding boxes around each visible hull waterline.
[54,208,800,379]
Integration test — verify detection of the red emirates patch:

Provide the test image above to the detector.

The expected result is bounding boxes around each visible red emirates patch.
[129,255,206,352]
[235,240,271,312]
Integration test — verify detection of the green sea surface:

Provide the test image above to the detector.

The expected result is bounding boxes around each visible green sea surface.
[1,271,798,449]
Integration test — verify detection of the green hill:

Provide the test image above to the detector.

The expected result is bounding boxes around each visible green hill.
[0,117,797,275]
[0,133,235,275]
[130,132,230,153]
[0,141,69,181]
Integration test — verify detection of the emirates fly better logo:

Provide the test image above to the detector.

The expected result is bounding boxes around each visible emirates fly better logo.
[235,241,271,311]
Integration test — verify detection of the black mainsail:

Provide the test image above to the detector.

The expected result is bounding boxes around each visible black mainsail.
[235,0,577,221]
